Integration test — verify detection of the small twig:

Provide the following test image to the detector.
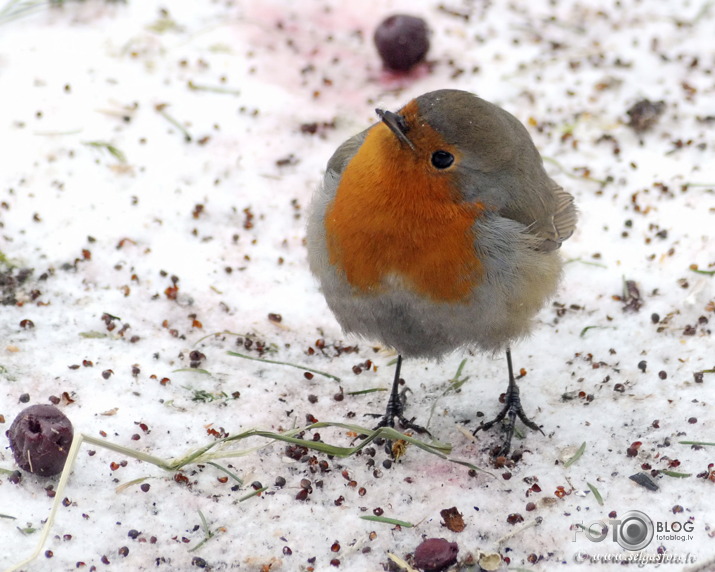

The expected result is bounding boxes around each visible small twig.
[155,103,191,142]
[187,80,241,95]
[579,325,615,338]
[564,257,608,268]
[347,387,387,395]
[427,359,470,428]
[82,140,127,163]
[34,129,83,136]
[361,515,414,528]
[542,156,609,185]
[238,487,267,502]
[495,516,543,547]
[387,552,419,572]
[81,433,178,469]
[174,368,211,375]
[205,462,243,485]
[227,351,341,382]
[0,0,45,25]
[188,510,217,553]
[115,476,152,494]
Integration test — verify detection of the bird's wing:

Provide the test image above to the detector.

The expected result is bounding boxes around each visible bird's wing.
[527,184,578,252]
[325,128,371,182]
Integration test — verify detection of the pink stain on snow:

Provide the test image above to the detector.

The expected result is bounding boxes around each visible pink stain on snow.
[234,1,431,107]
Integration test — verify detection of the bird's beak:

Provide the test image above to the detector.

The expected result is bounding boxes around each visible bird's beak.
[376,108,416,150]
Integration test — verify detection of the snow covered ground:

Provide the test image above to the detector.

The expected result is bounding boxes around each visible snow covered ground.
[0,1,713,570]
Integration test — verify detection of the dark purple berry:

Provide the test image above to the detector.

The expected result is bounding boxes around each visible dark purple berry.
[374,14,430,72]
[413,537,459,571]
[7,405,74,477]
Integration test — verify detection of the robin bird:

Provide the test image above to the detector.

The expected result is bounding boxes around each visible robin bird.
[307,89,576,456]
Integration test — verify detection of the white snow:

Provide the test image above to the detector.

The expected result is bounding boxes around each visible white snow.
[1,1,713,571]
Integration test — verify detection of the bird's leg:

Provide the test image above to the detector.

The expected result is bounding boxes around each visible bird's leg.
[368,355,430,436]
[473,348,542,456]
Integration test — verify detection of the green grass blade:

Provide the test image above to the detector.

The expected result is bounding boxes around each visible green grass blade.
[360,515,414,527]
[587,482,604,505]
[564,442,586,468]
[227,351,341,381]
[661,470,691,478]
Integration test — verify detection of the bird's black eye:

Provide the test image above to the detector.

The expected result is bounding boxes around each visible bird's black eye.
[431,150,454,169]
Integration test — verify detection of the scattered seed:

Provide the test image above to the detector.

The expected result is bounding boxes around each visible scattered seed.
[629,472,659,491]
[440,507,466,532]
[627,99,666,133]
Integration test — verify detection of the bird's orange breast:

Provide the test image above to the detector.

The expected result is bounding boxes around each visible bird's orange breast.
[325,111,483,303]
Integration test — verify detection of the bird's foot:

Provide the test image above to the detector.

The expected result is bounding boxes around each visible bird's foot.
[367,387,431,434]
[365,387,430,456]
[473,383,542,457]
